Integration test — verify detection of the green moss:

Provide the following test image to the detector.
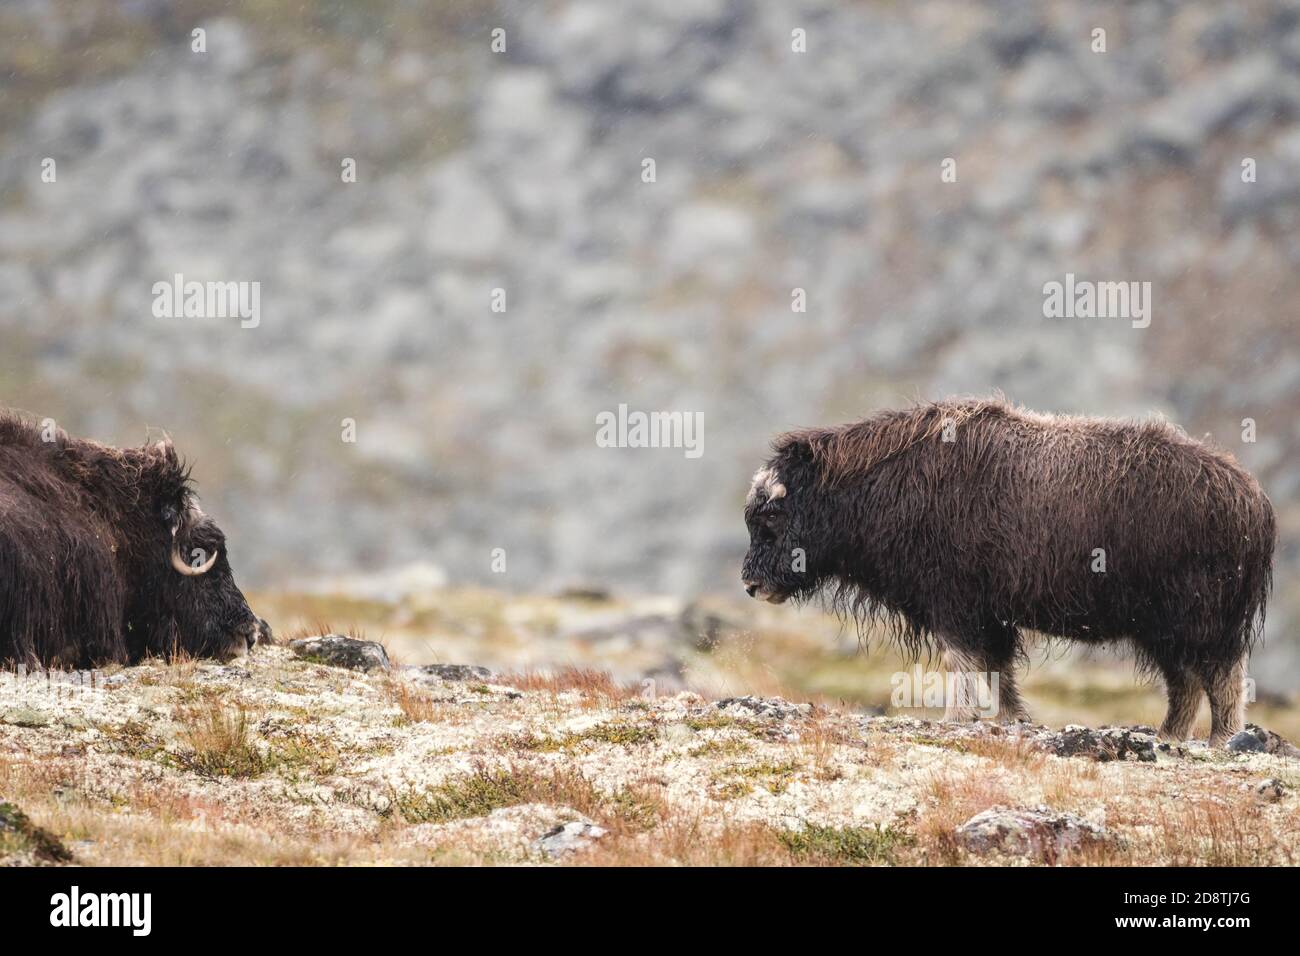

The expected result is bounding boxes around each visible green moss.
[778,823,911,865]
[688,738,752,759]
[513,722,658,753]
[96,719,173,765]
[712,780,754,800]
[725,760,800,794]
[389,769,535,825]
[270,732,342,779]
[684,713,748,733]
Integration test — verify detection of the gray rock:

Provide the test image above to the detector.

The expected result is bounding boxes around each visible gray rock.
[289,635,390,672]
[533,820,607,858]
[1225,725,1300,757]
[956,805,1114,861]
[1255,778,1288,802]
[716,695,812,722]
[1048,725,1157,763]
[403,664,495,683]
[0,707,50,729]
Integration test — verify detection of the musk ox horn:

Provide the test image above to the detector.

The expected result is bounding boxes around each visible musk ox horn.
[171,545,218,576]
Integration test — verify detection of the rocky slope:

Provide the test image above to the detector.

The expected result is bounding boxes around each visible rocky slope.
[1,2,1298,675]
[2,626,1297,866]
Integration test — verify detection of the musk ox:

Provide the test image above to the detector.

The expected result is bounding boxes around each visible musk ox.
[741,398,1275,746]
[0,411,270,667]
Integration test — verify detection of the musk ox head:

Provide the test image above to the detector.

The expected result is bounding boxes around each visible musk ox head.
[117,440,269,661]
[741,439,837,604]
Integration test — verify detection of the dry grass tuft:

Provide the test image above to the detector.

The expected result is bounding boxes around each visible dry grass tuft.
[500,667,643,705]
[1154,795,1296,866]
[175,700,267,779]
[385,679,453,724]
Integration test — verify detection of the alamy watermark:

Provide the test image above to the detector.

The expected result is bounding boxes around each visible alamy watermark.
[891,665,1000,717]
[595,404,703,459]
[152,273,260,329]
[1042,272,1151,329]
[50,886,151,936]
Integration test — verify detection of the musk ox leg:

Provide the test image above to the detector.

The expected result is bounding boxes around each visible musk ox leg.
[939,646,984,722]
[1156,666,1201,743]
[1204,655,1248,748]
[994,664,1029,724]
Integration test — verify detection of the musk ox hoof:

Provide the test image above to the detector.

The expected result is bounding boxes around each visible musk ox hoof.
[290,634,390,672]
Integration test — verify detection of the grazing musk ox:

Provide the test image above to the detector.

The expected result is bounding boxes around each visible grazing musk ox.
[741,398,1275,746]
[0,411,270,667]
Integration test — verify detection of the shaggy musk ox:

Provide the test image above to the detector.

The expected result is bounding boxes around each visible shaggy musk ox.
[0,412,270,667]
[742,398,1275,745]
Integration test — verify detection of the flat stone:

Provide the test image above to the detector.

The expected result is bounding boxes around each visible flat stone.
[1226,725,1300,757]
[1,707,50,729]
[403,664,494,683]
[956,805,1114,862]
[533,820,606,858]
[1047,725,1156,762]
[289,635,390,672]
[716,696,812,722]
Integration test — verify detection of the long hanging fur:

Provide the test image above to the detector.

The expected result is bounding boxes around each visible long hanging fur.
[743,397,1276,742]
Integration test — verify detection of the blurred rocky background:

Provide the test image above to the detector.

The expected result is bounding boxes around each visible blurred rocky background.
[1,1,1298,684]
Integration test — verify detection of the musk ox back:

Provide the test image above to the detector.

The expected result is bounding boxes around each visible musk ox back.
[0,411,268,667]
[741,398,1275,746]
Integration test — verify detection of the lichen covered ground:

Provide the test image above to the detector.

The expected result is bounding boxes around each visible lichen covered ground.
[2,625,1297,866]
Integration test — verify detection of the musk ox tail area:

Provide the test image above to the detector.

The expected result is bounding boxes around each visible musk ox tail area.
[742,397,1276,745]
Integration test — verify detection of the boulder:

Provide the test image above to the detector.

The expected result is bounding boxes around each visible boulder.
[1225,724,1300,757]
[716,695,812,722]
[403,664,495,684]
[956,805,1114,862]
[1047,725,1157,762]
[289,635,390,672]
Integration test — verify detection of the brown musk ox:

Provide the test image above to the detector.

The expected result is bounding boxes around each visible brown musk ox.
[0,411,271,667]
[741,398,1275,746]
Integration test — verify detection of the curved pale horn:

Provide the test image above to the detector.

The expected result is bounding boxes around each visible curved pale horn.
[171,546,219,576]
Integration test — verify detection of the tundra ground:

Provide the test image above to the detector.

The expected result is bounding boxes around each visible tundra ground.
[1,587,1296,866]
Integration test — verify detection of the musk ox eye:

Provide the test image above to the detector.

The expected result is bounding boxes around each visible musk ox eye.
[161,504,178,528]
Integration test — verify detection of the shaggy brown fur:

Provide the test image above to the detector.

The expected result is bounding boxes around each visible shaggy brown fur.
[741,398,1275,745]
[0,410,267,667]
